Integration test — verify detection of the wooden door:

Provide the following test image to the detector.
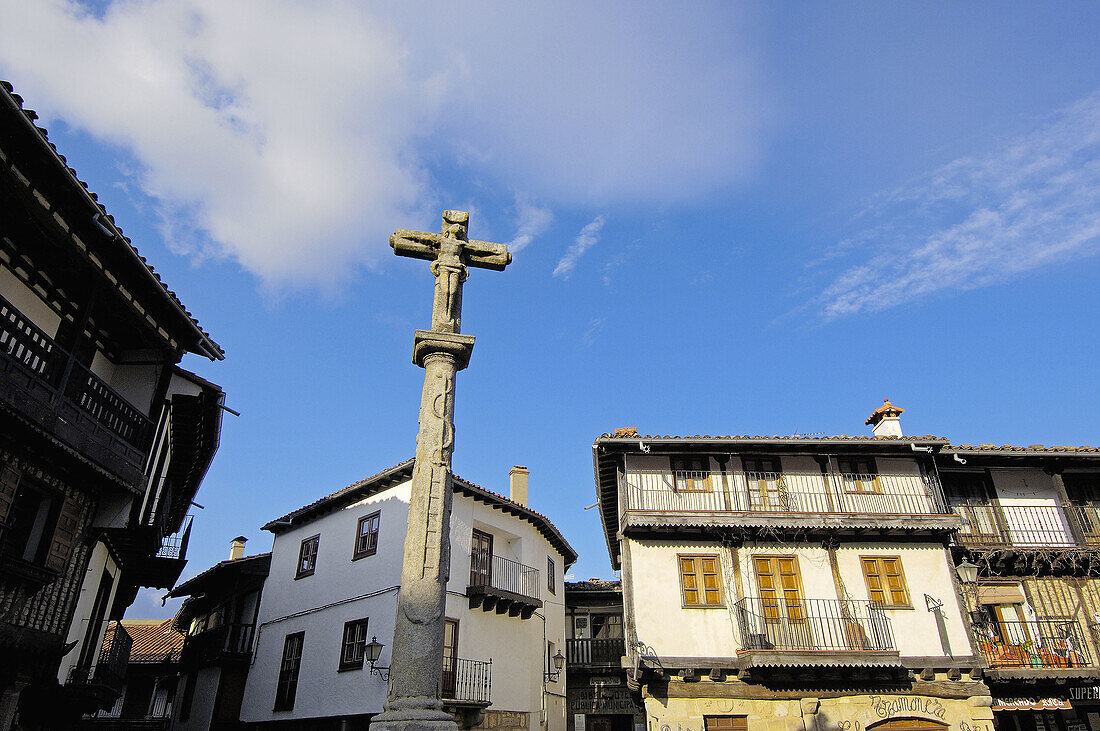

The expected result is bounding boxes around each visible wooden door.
[589,717,614,731]
[754,556,809,649]
[470,530,493,587]
[441,619,458,697]
[743,458,784,510]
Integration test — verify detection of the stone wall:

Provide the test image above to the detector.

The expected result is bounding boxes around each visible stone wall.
[474,709,530,731]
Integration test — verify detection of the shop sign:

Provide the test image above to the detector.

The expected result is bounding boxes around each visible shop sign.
[590,676,622,686]
[1070,687,1100,702]
[991,699,1071,711]
[869,696,948,721]
[570,686,641,714]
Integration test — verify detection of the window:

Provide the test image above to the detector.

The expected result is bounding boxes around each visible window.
[339,618,369,671]
[742,457,785,510]
[839,458,880,494]
[590,613,623,639]
[753,556,805,621]
[547,557,556,595]
[442,619,458,697]
[861,556,911,608]
[296,535,319,578]
[2,478,60,564]
[354,512,380,559]
[274,632,304,711]
[672,457,711,492]
[678,554,723,607]
[705,717,747,731]
[470,529,493,587]
[178,673,196,721]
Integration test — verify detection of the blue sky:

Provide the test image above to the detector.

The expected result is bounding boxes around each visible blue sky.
[1,2,1098,617]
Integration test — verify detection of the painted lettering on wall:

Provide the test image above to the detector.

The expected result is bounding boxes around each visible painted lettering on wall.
[868,696,948,721]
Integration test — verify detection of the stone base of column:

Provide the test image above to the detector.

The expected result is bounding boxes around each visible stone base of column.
[412,330,474,370]
[370,697,460,731]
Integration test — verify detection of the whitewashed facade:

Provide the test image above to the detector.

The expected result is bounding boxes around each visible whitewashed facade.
[239,460,575,731]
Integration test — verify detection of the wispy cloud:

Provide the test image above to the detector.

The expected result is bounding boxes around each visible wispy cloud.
[808,90,1100,320]
[581,317,606,347]
[507,194,553,253]
[0,1,770,290]
[554,216,605,279]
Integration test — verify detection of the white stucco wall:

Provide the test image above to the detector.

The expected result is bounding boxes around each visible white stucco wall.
[174,666,222,731]
[0,264,60,338]
[57,540,121,683]
[241,477,568,731]
[988,469,1074,544]
[625,538,973,662]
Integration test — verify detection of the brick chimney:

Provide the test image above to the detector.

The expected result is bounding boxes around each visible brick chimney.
[230,536,248,560]
[866,399,904,438]
[509,466,529,506]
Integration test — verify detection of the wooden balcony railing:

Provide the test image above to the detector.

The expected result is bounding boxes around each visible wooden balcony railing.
[974,619,1093,669]
[566,637,624,667]
[734,597,896,653]
[0,292,153,451]
[624,470,946,517]
[442,657,491,704]
[182,622,255,666]
[953,503,1078,547]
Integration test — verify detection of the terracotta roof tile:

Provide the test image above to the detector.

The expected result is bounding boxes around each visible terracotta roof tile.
[103,619,184,664]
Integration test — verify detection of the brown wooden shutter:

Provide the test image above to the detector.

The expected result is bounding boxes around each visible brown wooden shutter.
[680,556,701,605]
[862,557,886,604]
[0,462,21,524]
[45,492,83,573]
[862,556,911,607]
[882,558,910,606]
[700,556,721,606]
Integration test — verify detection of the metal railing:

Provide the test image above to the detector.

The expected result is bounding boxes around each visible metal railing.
[1069,504,1100,546]
[68,625,133,692]
[155,515,193,560]
[973,619,1093,668]
[442,657,491,704]
[469,551,540,602]
[953,503,1077,547]
[734,597,896,653]
[0,292,152,450]
[624,470,945,516]
[567,637,625,667]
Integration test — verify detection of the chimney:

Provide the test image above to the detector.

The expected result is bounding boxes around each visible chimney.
[509,465,529,506]
[866,398,905,438]
[229,536,248,560]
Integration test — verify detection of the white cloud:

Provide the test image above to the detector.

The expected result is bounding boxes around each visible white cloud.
[507,195,553,253]
[810,90,1100,320]
[581,317,606,347]
[554,216,605,279]
[0,1,769,289]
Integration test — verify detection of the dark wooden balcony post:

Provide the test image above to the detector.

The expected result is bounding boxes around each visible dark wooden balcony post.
[50,277,101,406]
[1045,466,1087,545]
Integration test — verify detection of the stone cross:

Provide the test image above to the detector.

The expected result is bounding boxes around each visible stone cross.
[371,211,510,731]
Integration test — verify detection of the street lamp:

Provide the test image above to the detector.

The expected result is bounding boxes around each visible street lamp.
[544,650,565,682]
[955,559,979,585]
[365,636,390,680]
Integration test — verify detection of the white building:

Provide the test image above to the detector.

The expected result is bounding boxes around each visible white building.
[239,460,576,731]
[591,403,996,731]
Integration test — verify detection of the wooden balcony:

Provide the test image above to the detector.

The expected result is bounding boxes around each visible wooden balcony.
[621,470,958,536]
[66,625,132,710]
[953,503,1080,548]
[0,292,152,488]
[181,622,255,667]
[467,552,542,619]
[974,618,1100,680]
[567,637,625,668]
[102,516,193,590]
[442,657,492,704]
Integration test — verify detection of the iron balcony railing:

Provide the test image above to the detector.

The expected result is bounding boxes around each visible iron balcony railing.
[566,637,625,667]
[155,515,194,560]
[623,470,946,516]
[734,597,896,653]
[469,551,540,602]
[0,292,153,451]
[953,503,1078,547]
[974,619,1094,669]
[442,657,491,704]
[68,624,133,693]
[1069,504,1100,546]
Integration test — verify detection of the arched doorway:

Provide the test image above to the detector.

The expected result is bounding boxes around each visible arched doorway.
[867,718,949,731]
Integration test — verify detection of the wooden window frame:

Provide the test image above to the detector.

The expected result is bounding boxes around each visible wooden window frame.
[671,457,712,493]
[338,618,369,671]
[704,717,748,731]
[547,556,556,595]
[753,554,806,622]
[678,554,724,608]
[296,535,319,579]
[353,512,380,560]
[274,631,305,711]
[860,555,912,609]
[839,458,881,494]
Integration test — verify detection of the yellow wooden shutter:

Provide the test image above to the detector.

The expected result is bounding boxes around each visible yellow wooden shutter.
[701,556,721,605]
[862,558,886,604]
[754,557,779,618]
[882,558,910,606]
[778,557,804,621]
[681,557,700,606]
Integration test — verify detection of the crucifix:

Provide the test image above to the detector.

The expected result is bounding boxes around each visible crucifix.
[371,211,510,731]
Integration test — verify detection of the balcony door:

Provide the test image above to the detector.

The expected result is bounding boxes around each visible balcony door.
[944,473,1001,542]
[742,458,785,510]
[470,530,493,588]
[441,619,458,698]
[753,556,810,649]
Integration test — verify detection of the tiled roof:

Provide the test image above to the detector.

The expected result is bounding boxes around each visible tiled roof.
[166,552,271,598]
[595,433,948,443]
[866,398,904,426]
[103,619,184,664]
[262,458,577,564]
[565,579,621,592]
[946,444,1100,454]
[0,81,222,359]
